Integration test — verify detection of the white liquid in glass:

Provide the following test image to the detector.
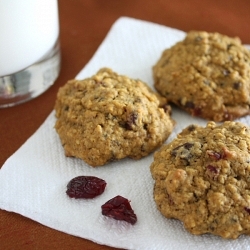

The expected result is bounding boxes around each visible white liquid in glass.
[0,0,59,76]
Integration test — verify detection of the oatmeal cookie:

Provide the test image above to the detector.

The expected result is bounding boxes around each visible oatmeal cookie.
[153,31,250,121]
[55,68,174,167]
[150,121,250,239]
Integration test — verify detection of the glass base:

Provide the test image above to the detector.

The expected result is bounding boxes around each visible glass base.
[0,39,61,108]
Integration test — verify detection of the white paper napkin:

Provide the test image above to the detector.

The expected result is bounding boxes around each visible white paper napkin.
[1,17,250,250]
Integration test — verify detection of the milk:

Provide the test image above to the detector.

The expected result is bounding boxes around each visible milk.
[0,0,59,76]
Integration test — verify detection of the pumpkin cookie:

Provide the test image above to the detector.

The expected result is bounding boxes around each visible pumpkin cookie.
[55,68,174,167]
[151,121,250,239]
[153,31,250,121]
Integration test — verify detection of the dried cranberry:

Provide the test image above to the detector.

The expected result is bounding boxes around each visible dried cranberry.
[205,165,220,180]
[101,195,137,225]
[223,111,234,121]
[207,148,234,161]
[207,150,221,161]
[207,165,219,173]
[192,107,202,116]
[66,176,107,199]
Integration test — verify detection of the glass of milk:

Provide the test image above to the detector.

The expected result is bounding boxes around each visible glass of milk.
[0,0,61,108]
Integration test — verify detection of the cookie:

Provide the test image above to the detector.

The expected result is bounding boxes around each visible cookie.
[153,31,250,122]
[55,68,174,167]
[150,121,250,239]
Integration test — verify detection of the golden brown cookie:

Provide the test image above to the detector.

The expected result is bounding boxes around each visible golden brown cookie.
[153,31,250,122]
[150,121,250,239]
[55,68,174,167]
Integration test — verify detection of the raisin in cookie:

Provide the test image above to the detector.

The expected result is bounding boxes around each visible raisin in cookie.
[153,31,250,122]
[55,68,174,167]
[150,121,250,239]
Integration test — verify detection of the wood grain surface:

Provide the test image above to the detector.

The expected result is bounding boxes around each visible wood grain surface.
[1,0,250,249]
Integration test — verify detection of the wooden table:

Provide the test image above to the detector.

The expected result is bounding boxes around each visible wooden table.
[1,0,250,249]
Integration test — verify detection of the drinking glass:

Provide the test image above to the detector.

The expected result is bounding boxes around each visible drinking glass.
[0,0,61,108]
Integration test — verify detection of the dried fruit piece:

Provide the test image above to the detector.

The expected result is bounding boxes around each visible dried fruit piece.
[184,101,195,109]
[245,207,250,214]
[221,147,235,159]
[160,103,172,114]
[171,142,194,166]
[233,82,241,89]
[125,112,138,130]
[206,150,222,160]
[205,165,220,180]
[192,106,202,117]
[101,195,137,225]
[206,148,235,161]
[187,124,196,132]
[171,142,194,157]
[66,176,106,199]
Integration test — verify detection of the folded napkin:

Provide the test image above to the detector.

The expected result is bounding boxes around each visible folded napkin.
[1,17,250,250]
